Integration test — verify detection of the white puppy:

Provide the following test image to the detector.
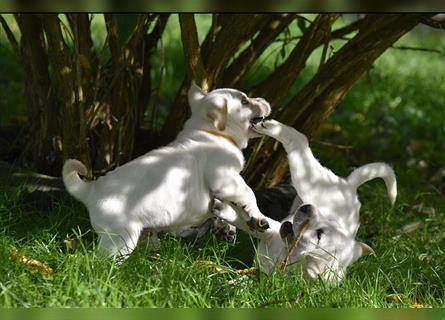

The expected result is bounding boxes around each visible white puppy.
[212,119,397,285]
[62,82,271,259]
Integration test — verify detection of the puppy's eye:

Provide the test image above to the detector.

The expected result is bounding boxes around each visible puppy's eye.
[316,229,324,241]
[241,97,249,105]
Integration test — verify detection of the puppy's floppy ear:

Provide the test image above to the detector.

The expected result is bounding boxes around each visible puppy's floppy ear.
[188,81,207,107]
[207,97,228,131]
[280,221,295,244]
[351,241,375,262]
[359,242,375,256]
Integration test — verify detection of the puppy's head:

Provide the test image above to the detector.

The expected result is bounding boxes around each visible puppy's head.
[188,82,271,145]
[278,204,373,286]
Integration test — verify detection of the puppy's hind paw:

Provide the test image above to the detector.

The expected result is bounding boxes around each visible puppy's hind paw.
[217,226,237,242]
[246,217,269,232]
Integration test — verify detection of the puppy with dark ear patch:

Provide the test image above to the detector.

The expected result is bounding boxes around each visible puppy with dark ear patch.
[248,119,395,284]
[212,198,375,285]
[211,118,396,285]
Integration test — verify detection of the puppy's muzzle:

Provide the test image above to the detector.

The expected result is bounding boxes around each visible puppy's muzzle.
[250,116,267,126]
[249,98,271,127]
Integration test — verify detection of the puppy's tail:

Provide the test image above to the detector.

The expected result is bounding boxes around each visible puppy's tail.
[62,159,90,203]
[347,162,397,205]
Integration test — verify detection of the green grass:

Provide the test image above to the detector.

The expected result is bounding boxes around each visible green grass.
[0,14,444,307]
[0,175,444,307]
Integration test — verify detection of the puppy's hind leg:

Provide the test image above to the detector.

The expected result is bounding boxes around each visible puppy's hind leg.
[96,225,142,262]
[139,228,161,250]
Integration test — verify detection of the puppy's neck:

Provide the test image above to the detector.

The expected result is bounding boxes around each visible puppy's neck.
[202,129,240,148]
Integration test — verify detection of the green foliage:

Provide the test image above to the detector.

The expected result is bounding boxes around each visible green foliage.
[0,43,25,126]
[323,26,445,169]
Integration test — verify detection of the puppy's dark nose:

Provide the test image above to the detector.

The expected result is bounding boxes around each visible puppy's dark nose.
[298,204,316,217]
[250,117,264,125]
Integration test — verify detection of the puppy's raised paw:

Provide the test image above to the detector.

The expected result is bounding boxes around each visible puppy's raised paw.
[247,217,270,232]
[252,119,282,137]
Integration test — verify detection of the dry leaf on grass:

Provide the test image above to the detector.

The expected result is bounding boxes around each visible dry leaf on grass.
[192,260,257,275]
[412,204,436,216]
[418,253,432,262]
[234,267,257,276]
[410,302,432,308]
[386,293,403,304]
[398,221,422,234]
[10,247,54,279]
[193,260,227,273]
[63,237,81,251]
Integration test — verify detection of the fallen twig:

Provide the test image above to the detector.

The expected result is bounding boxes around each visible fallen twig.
[390,45,441,54]
[281,220,309,270]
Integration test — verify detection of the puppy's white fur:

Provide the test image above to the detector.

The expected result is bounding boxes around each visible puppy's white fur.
[62,83,271,259]
[213,119,397,285]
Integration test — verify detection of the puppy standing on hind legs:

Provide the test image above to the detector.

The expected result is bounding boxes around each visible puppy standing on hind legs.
[62,82,272,261]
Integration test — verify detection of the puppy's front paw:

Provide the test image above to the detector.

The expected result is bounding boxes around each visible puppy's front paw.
[252,119,282,137]
[246,217,270,232]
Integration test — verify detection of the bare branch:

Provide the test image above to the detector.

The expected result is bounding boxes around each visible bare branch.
[104,14,121,68]
[390,45,441,54]
[145,14,169,50]
[0,15,19,54]
[273,18,363,44]
[139,14,170,129]
[67,13,98,72]
[179,14,208,90]
[125,14,153,53]
[204,14,268,87]
[249,14,340,107]
[14,14,56,171]
[420,15,445,30]
[222,14,296,88]
[331,17,364,39]
[42,14,79,160]
[70,14,91,173]
[200,14,223,61]
[42,15,73,86]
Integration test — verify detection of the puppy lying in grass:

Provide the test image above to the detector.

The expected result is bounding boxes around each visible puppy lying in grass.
[213,119,397,285]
